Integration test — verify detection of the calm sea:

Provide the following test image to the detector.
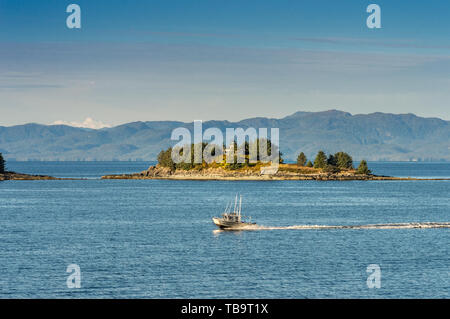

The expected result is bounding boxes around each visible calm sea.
[0,161,449,298]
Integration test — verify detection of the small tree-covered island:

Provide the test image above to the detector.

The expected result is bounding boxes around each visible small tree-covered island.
[0,152,59,181]
[102,140,414,181]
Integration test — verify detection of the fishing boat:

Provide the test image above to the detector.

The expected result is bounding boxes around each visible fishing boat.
[212,195,256,230]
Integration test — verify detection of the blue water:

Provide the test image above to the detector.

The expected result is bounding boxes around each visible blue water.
[4,161,154,179]
[0,162,449,298]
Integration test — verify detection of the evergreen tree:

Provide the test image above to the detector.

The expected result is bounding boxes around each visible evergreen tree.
[296,152,307,166]
[306,160,313,167]
[313,151,327,169]
[334,152,353,169]
[357,160,371,174]
[254,138,283,164]
[327,154,337,167]
[157,148,175,170]
[0,153,5,174]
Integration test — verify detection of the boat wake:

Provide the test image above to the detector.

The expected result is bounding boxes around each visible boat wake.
[219,222,450,231]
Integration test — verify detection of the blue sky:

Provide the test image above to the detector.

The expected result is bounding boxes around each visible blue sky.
[1,0,449,126]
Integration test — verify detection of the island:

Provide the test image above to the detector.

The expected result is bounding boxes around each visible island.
[0,171,60,181]
[102,144,443,181]
[102,163,388,181]
[0,152,59,181]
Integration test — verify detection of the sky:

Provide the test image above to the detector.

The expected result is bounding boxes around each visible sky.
[1,0,449,127]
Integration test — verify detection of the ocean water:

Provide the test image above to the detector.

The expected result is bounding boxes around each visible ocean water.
[0,162,449,298]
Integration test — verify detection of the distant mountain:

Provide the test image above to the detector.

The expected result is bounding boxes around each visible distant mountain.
[1,110,449,161]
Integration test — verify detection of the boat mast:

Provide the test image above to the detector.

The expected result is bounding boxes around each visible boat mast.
[239,195,242,219]
[234,194,238,214]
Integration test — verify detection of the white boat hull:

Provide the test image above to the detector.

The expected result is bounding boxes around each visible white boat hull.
[212,217,255,230]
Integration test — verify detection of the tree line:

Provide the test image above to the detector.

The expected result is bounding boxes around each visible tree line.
[0,153,5,174]
[297,150,371,174]
[157,138,283,171]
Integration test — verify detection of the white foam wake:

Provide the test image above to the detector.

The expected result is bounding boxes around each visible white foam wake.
[233,222,450,231]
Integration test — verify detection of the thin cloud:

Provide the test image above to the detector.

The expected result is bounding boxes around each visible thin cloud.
[0,84,64,89]
[292,37,450,50]
[144,31,239,39]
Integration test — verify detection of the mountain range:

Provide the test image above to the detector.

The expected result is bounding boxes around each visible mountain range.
[1,110,449,162]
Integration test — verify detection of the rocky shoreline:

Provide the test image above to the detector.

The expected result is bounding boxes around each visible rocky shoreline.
[2,167,447,182]
[0,171,61,181]
[101,165,444,181]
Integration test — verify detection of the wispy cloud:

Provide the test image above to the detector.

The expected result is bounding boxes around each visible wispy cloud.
[0,72,43,79]
[292,37,450,50]
[143,30,238,39]
[0,84,63,89]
